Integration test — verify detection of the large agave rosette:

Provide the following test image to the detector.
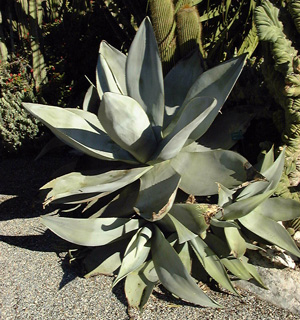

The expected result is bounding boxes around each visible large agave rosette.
[21,17,279,310]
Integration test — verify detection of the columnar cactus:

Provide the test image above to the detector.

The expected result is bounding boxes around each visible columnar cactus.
[255,0,300,202]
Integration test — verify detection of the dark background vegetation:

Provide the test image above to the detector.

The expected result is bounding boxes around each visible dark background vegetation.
[0,0,290,161]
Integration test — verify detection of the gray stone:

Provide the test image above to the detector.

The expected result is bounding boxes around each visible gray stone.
[234,251,300,315]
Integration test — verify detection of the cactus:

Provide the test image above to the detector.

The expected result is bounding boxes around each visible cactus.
[28,0,48,89]
[254,0,300,202]
[148,0,204,75]
[0,12,8,62]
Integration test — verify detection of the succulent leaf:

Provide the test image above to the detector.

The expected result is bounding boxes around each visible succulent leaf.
[256,146,274,173]
[255,197,300,221]
[125,263,156,311]
[167,214,198,244]
[151,226,220,308]
[113,226,152,286]
[22,103,137,163]
[190,236,237,294]
[183,54,247,140]
[163,49,204,126]
[41,166,152,204]
[237,148,285,200]
[239,209,300,257]
[217,183,235,207]
[239,256,267,288]
[41,216,144,247]
[82,85,100,114]
[224,227,247,258]
[96,41,127,99]
[126,17,164,139]
[134,161,181,221]
[171,149,248,196]
[175,242,192,274]
[83,239,127,278]
[169,203,209,236]
[204,233,252,281]
[99,93,157,163]
[156,97,217,161]
[223,190,274,220]
[91,183,139,218]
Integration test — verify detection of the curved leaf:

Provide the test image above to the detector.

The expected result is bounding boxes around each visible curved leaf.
[239,256,267,288]
[151,226,220,307]
[223,190,274,220]
[41,215,144,246]
[224,227,247,258]
[96,41,127,99]
[163,49,204,127]
[91,183,139,218]
[23,103,137,163]
[175,242,192,274]
[217,183,234,207]
[237,148,285,200]
[255,197,300,221]
[190,237,237,294]
[83,239,127,278]
[134,162,181,221]
[171,149,248,196]
[66,108,106,132]
[82,84,100,114]
[183,54,247,140]
[256,146,274,173]
[42,166,152,204]
[125,263,156,311]
[99,93,157,163]
[205,233,252,281]
[169,203,209,236]
[166,214,198,244]
[126,17,164,138]
[155,97,217,161]
[239,210,300,257]
[114,226,152,286]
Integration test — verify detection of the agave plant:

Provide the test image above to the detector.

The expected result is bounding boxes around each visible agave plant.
[22,17,282,310]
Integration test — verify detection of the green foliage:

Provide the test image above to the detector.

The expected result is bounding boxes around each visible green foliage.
[0,56,41,153]
[197,0,259,62]
[254,0,300,201]
[23,18,300,312]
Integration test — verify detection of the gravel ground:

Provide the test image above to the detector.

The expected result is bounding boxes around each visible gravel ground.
[0,152,299,320]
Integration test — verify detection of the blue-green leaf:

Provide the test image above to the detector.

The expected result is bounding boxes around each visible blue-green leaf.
[239,209,300,257]
[125,261,156,311]
[41,215,144,247]
[134,161,181,221]
[126,17,164,138]
[156,97,217,161]
[171,149,248,195]
[224,227,247,258]
[113,226,152,286]
[99,93,157,163]
[190,236,237,294]
[96,41,127,99]
[151,226,220,307]
[255,197,300,221]
[42,166,152,204]
[183,54,247,141]
[23,103,137,163]
[169,203,209,236]
[164,49,204,127]
[237,148,285,200]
